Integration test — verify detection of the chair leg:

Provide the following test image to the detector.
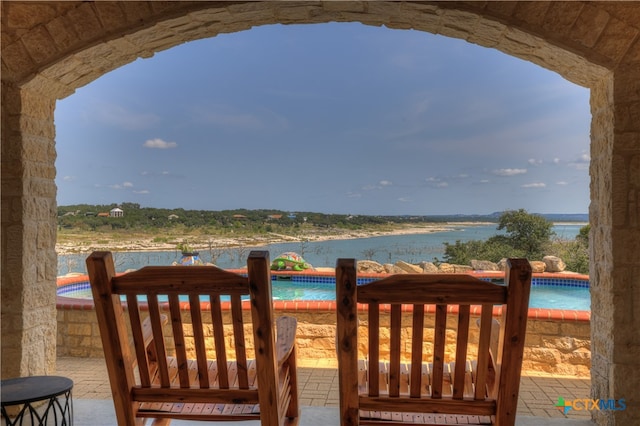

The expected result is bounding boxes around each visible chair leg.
[285,346,300,419]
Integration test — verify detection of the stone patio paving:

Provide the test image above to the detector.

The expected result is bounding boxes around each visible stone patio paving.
[56,356,593,424]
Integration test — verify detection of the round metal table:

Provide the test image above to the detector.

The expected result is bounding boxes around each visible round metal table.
[1,376,73,425]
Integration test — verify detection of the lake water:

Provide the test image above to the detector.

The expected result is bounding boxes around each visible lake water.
[57,223,584,275]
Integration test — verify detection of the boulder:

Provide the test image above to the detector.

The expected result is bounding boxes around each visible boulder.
[470,259,499,271]
[453,264,473,273]
[394,260,423,274]
[357,260,385,273]
[543,255,566,272]
[419,261,439,273]
[530,261,546,273]
[438,263,455,273]
[497,258,508,271]
[383,263,395,273]
[498,258,547,273]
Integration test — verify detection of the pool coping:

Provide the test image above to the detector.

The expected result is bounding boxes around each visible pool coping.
[56,270,591,322]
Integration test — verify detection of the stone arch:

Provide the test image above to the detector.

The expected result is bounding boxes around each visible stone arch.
[2,2,639,424]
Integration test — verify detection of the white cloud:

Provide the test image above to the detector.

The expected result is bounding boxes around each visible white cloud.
[397,197,411,202]
[425,176,449,188]
[144,138,178,149]
[479,179,490,183]
[62,175,76,181]
[568,151,590,170]
[553,158,561,164]
[108,181,134,190]
[527,158,542,165]
[133,189,150,194]
[522,182,546,188]
[556,181,569,186]
[362,181,392,191]
[492,168,527,176]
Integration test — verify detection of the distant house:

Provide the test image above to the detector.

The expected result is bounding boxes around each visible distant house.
[168,214,179,220]
[267,214,283,220]
[97,212,110,217]
[110,208,124,218]
[232,214,247,219]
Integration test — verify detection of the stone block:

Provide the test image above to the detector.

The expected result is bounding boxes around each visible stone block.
[357,259,385,273]
[453,264,472,273]
[438,263,454,273]
[66,2,103,41]
[529,261,546,273]
[571,3,609,48]
[543,255,566,272]
[470,259,499,271]
[68,323,92,336]
[419,261,439,273]
[393,260,422,274]
[527,320,560,335]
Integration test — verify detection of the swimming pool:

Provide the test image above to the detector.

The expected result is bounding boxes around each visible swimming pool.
[57,275,590,311]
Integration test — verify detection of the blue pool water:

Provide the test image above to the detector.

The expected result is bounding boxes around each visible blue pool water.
[58,276,590,311]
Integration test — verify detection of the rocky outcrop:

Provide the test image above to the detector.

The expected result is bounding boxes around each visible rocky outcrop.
[543,255,566,272]
[393,260,423,274]
[419,261,439,273]
[438,263,455,273]
[356,260,385,273]
[453,264,473,273]
[471,259,499,271]
[530,261,546,273]
[359,256,573,275]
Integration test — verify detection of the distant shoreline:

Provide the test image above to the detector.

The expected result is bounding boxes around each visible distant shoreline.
[56,222,493,255]
[55,221,587,256]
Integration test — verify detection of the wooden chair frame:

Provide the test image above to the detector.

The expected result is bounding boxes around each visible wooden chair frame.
[336,258,531,426]
[87,250,299,425]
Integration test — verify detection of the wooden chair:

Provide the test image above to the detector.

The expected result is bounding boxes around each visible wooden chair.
[335,258,531,426]
[87,250,299,426]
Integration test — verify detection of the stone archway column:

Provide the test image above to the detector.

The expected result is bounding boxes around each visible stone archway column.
[1,83,58,378]
[590,64,640,425]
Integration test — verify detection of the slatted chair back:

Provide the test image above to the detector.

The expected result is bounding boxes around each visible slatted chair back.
[87,250,299,426]
[336,258,531,426]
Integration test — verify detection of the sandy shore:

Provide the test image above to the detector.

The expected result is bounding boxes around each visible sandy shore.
[56,223,489,255]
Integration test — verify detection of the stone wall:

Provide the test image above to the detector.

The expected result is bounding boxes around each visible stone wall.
[57,305,590,378]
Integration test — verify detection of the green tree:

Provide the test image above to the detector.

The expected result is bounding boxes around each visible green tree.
[442,209,554,264]
[576,224,590,246]
[548,224,590,274]
[496,209,554,258]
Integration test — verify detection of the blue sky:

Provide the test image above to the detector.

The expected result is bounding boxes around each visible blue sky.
[55,23,591,215]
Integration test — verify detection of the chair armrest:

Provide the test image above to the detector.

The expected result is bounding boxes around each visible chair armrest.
[275,316,297,366]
